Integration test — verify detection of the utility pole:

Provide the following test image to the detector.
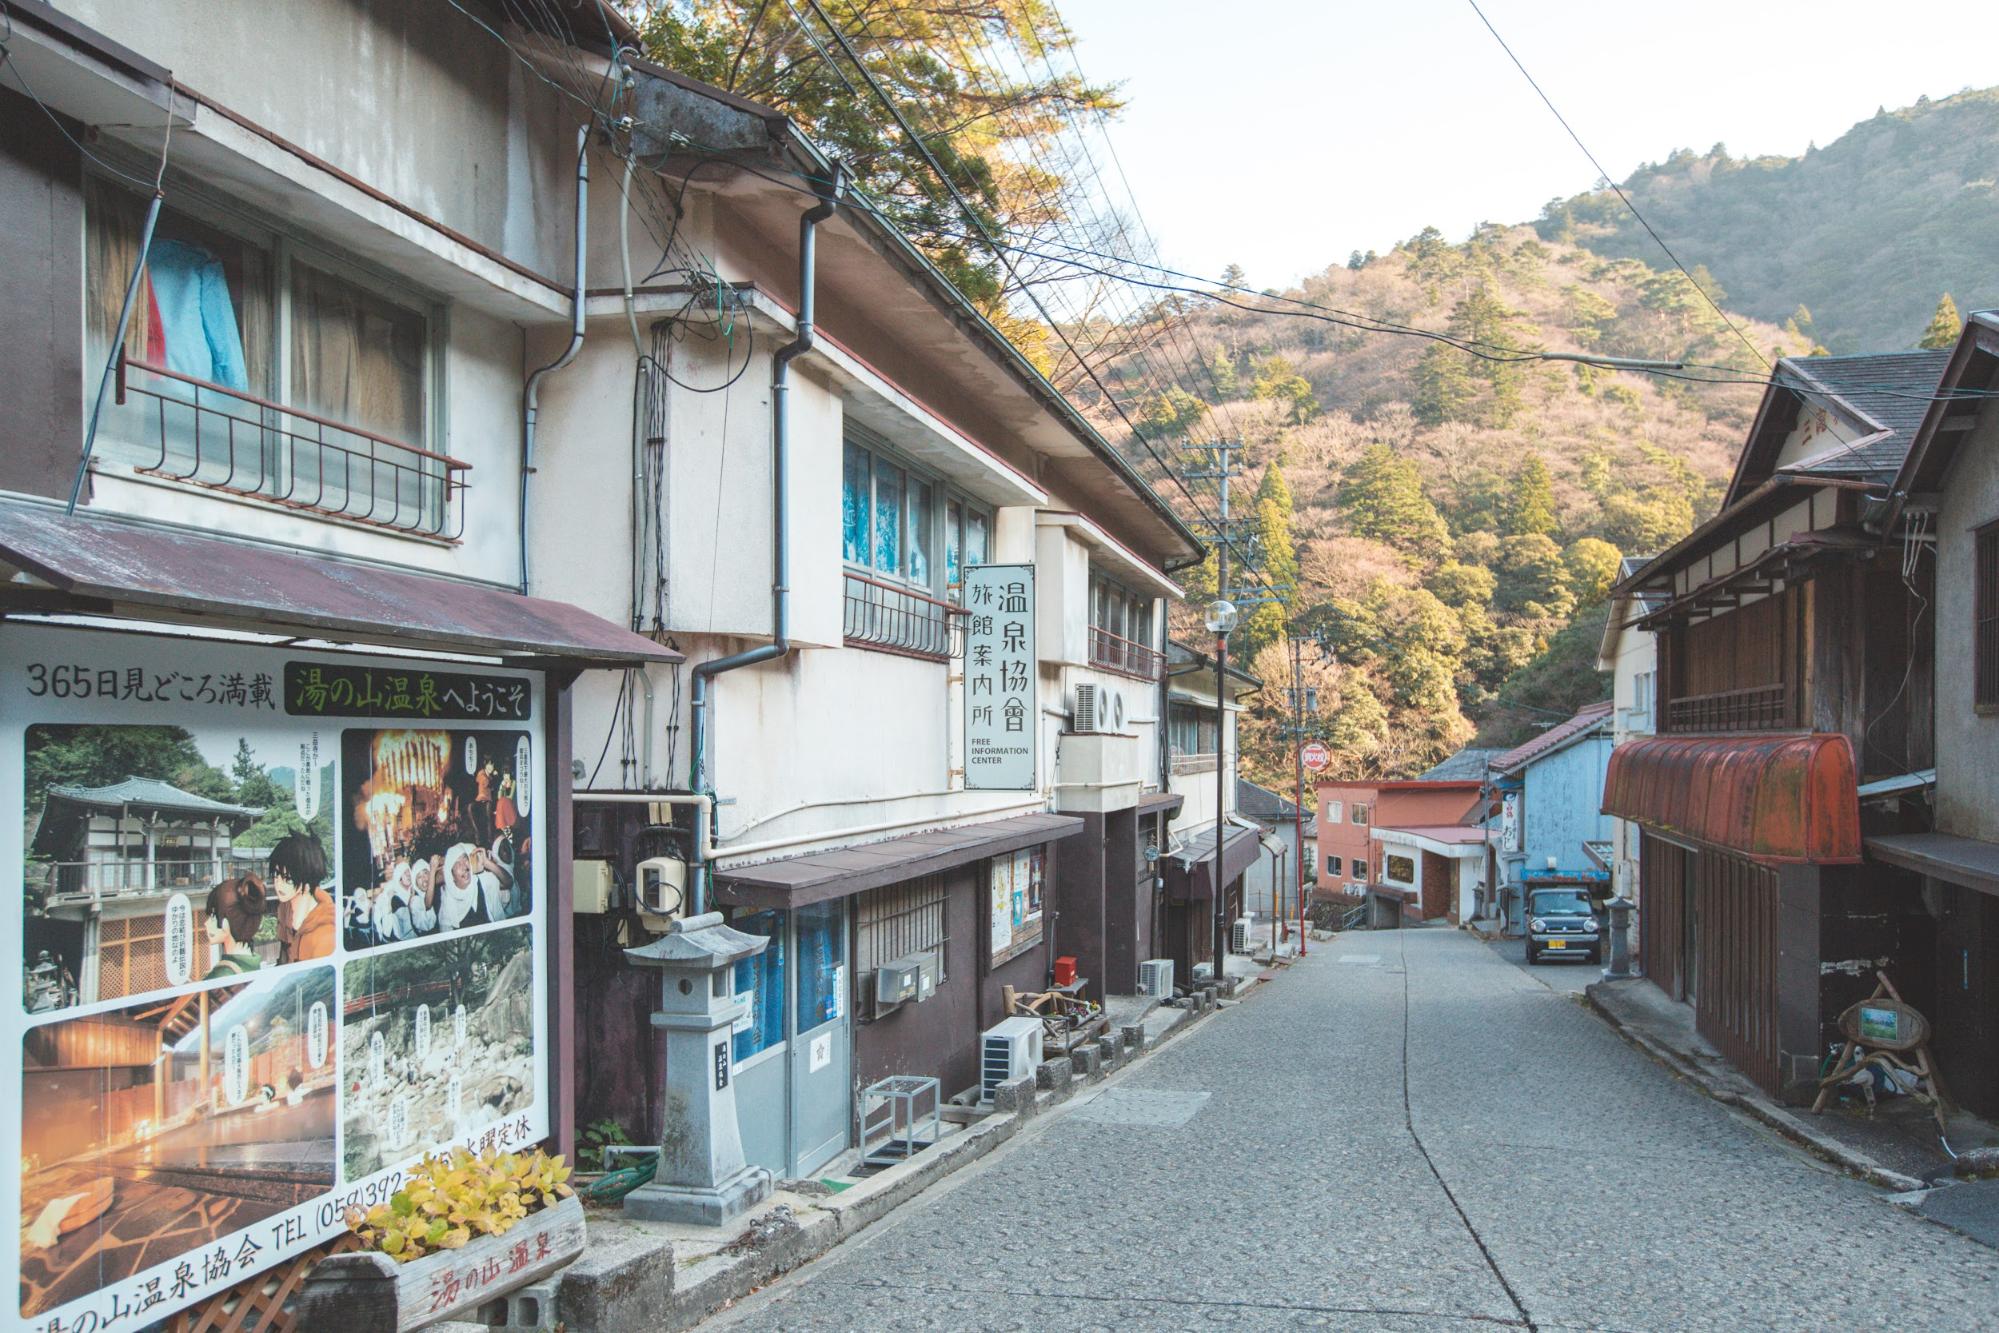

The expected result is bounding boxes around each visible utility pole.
[1291,633,1308,957]
[1188,442,1241,987]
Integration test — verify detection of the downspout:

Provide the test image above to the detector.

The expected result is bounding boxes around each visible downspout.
[687,167,844,914]
[520,125,591,595]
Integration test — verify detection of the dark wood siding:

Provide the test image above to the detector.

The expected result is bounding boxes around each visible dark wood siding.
[1696,852,1782,1097]
[0,89,86,499]
[1665,587,1803,732]
[1639,834,1688,1000]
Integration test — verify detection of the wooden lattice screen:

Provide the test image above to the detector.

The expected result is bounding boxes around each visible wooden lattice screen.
[164,1231,362,1333]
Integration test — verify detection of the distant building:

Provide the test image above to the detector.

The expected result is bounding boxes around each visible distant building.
[1597,561,1660,932]
[1488,702,1614,933]
[1236,778,1317,942]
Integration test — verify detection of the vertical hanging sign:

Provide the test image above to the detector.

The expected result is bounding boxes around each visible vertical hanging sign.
[963,564,1036,790]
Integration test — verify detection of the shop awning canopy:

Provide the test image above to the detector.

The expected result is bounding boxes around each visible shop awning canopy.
[1601,733,1861,864]
[1163,822,1263,902]
[1868,832,1999,898]
[0,498,678,668]
[715,811,1084,909]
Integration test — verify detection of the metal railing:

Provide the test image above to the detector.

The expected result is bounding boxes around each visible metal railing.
[115,353,469,538]
[1664,683,1793,733]
[1088,624,1164,679]
[843,571,962,661]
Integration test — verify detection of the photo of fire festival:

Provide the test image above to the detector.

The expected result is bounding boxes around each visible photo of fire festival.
[18,966,337,1318]
[340,729,533,953]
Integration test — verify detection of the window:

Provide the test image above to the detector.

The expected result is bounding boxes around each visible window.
[1979,523,1999,708]
[1630,671,1656,728]
[1169,701,1219,756]
[1384,853,1415,884]
[944,497,993,601]
[85,175,451,534]
[1088,569,1162,677]
[1351,804,1370,826]
[855,875,948,1021]
[843,435,945,588]
[1326,854,1343,877]
[1326,800,1344,824]
[728,908,788,1065]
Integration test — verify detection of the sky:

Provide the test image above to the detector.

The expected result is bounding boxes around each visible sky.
[1059,0,1999,290]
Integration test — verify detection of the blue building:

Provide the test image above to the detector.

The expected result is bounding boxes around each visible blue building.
[1488,702,1614,932]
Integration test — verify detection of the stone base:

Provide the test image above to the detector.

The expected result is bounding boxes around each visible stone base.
[623,1167,773,1226]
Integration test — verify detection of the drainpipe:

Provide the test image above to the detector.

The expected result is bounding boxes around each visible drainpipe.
[687,167,844,914]
[519,126,591,595]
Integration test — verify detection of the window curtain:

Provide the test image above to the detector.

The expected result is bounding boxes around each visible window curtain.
[289,261,424,444]
[730,909,787,1063]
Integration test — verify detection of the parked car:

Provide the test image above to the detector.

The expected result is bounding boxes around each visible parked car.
[1524,886,1601,964]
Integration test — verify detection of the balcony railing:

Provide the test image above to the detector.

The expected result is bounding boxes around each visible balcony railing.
[1088,624,1164,679]
[114,353,469,539]
[844,571,962,661]
[1665,683,1793,733]
[38,855,250,905]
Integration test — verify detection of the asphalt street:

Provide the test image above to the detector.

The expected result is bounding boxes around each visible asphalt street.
[709,926,1999,1331]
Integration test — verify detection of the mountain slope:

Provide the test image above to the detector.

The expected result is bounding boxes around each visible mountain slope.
[1539,88,1999,353]
[1082,225,1808,785]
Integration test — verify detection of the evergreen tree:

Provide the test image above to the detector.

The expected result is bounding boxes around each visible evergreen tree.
[1251,356,1320,424]
[1918,293,1963,349]
[1237,463,1299,659]
[1205,346,1240,398]
[1503,452,1558,537]
[1338,445,1449,553]
[1411,344,1478,426]
[1562,537,1624,604]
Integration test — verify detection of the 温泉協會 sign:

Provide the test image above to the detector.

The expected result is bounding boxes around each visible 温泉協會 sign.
[962,564,1035,791]
[1,624,551,1332]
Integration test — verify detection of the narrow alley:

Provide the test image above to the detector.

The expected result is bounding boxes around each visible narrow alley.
[711,929,1999,1331]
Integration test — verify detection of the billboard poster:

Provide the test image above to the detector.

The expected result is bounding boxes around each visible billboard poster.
[988,847,1046,966]
[2,624,549,1332]
[962,564,1035,790]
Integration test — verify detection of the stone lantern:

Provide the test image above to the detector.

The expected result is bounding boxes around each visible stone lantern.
[621,911,772,1225]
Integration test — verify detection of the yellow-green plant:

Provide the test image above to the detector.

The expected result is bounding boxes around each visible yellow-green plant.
[346,1146,573,1263]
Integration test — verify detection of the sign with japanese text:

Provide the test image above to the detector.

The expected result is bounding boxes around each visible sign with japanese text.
[962,564,1036,791]
[1,624,550,1333]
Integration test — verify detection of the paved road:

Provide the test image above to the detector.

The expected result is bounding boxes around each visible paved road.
[710,927,1999,1331]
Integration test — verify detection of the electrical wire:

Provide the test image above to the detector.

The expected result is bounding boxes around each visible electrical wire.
[1463,0,1768,373]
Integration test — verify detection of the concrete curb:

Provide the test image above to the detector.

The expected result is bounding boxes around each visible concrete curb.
[559,962,1283,1330]
[1582,985,1926,1194]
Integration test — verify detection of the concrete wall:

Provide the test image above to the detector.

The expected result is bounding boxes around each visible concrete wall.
[1935,408,1999,840]
[1520,737,1614,874]
[1606,621,1656,924]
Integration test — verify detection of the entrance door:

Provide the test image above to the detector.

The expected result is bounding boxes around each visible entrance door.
[1932,883,1999,1119]
[788,900,850,1177]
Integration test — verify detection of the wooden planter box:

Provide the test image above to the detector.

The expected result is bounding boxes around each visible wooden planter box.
[292,1195,584,1331]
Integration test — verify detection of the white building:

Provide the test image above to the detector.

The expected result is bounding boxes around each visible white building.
[1596,556,1659,937]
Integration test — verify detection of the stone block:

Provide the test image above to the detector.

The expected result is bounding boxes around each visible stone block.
[992,1074,1037,1117]
[1071,1043,1103,1080]
[495,1282,558,1332]
[1120,1023,1146,1054]
[1219,976,1239,998]
[1035,1057,1072,1092]
[1096,1034,1119,1068]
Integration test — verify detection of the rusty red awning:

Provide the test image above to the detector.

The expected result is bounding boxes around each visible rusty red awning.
[1601,733,1861,864]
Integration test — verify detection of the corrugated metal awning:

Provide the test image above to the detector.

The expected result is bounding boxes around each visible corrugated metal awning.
[1601,733,1861,864]
[1163,823,1262,901]
[0,498,678,667]
[715,811,1084,909]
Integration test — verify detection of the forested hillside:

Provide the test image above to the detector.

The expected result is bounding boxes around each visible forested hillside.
[1083,225,1809,787]
[1539,88,1999,353]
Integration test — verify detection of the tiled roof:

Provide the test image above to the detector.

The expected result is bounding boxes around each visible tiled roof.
[1236,779,1318,835]
[1420,747,1506,781]
[1617,556,1664,612]
[1774,350,1951,483]
[45,776,262,818]
[1490,701,1614,774]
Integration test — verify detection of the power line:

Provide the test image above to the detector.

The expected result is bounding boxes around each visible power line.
[1463,0,1769,372]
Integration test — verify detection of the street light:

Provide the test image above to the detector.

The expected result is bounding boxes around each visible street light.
[1206,599,1236,987]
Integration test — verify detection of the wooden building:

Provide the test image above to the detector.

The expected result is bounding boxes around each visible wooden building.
[1604,351,1946,1102]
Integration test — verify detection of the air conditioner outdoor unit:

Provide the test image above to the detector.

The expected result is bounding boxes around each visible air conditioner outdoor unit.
[1074,683,1104,733]
[980,1016,1045,1103]
[1230,916,1252,954]
[1138,958,1174,998]
[876,957,922,1009]
[916,953,940,1000]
